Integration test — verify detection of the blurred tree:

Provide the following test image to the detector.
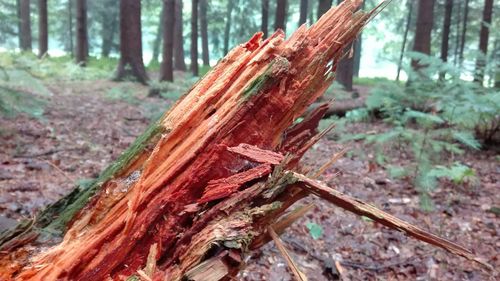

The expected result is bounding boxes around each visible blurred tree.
[261,0,269,38]
[474,0,493,84]
[396,0,414,81]
[411,0,436,71]
[353,0,365,78]
[317,0,331,18]
[174,0,186,70]
[335,0,355,91]
[439,0,453,80]
[38,0,48,57]
[115,0,148,84]
[223,0,233,55]
[19,0,32,51]
[191,0,199,76]
[299,0,308,25]
[99,0,119,57]
[200,0,209,66]
[68,0,74,56]
[453,0,462,65]
[151,4,165,64]
[458,0,469,65]
[75,0,88,65]
[274,0,287,32]
[160,0,175,82]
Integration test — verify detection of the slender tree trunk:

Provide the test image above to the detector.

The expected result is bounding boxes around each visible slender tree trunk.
[160,0,175,82]
[75,0,88,65]
[19,0,32,51]
[200,0,209,66]
[173,0,186,71]
[474,0,493,84]
[410,0,436,72]
[115,0,148,84]
[439,0,453,80]
[453,0,462,66]
[335,0,354,91]
[68,0,74,56]
[299,0,308,25]
[261,0,269,38]
[38,0,48,57]
[308,0,314,25]
[100,0,119,58]
[317,0,332,19]
[352,0,365,78]
[223,0,233,55]
[396,0,413,81]
[274,0,287,32]
[151,4,165,64]
[191,0,199,76]
[459,0,469,65]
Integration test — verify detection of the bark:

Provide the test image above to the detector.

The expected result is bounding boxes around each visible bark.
[474,0,493,84]
[317,0,332,18]
[223,0,233,55]
[75,0,88,65]
[396,0,413,81]
[151,4,165,64]
[0,2,487,280]
[68,0,74,56]
[174,0,187,71]
[439,0,453,80]
[19,0,32,51]
[261,0,269,38]
[100,0,119,58]
[274,0,287,32]
[38,0,48,58]
[160,0,175,82]
[335,0,356,91]
[453,0,462,65]
[115,0,148,84]
[410,0,436,71]
[200,0,210,66]
[299,0,308,25]
[459,0,469,64]
[191,0,199,76]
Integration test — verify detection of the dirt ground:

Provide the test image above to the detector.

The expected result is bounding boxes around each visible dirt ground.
[0,80,498,280]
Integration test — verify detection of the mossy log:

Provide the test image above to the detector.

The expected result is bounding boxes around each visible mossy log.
[0,1,488,280]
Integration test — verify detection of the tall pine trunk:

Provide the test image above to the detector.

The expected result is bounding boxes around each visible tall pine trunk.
[274,0,287,32]
[396,0,413,81]
[115,0,148,84]
[75,0,88,65]
[19,0,32,51]
[353,0,365,78]
[299,0,308,25]
[190,0,199,76]
[261,0,269,38]
[317,0,332,18]
[223,0,233,55]
[160,0,175,82]
[474,0,493,84]
[335,0,357,91]
[100,0,119,58]
[174,0,186,71]
[459,0,469,65]
[68,0,74,56]
[38,0,48,57]
[151,4,165,64]
[439,0,453,80]
[411,0,435,72]
[453,0,462,65]
[200,0,209,66]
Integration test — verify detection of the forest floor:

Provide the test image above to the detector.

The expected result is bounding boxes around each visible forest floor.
[0,79,498,280]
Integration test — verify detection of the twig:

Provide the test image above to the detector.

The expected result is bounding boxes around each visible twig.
[311,147,348,179]
[44,160,75,183]
[267,226,308,281]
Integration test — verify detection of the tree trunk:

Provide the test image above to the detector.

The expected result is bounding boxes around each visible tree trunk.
[439,0,453,80]
[0,3,486,280]
[115,0,148,84]
[38,0,48,57]
[151,3,166,64]
[299,0,308,25]
[335,0,356,91]
[396,0,413,81]
[274,0,287,32]
[100,0,119,58]
[200,0,209,66]
[410,0,435,72]
[459,0,469,65]
[190,0,199,76]
[174,0,187,71]
[75,0,88,65]
[68,0,74,56]
[160,0,175,82]
[19,0,32,51]
[474,0,493,84]
[317,0,332,18]
[261,0,269,38]
[453,0,462,66]
[223,0,233,55]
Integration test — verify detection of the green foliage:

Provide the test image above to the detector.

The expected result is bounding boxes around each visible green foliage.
[0,86,46,118]
[105,85,141,105]
[305,222,323,240]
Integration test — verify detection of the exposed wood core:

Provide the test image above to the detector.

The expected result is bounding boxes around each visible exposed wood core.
[0,1,488,280]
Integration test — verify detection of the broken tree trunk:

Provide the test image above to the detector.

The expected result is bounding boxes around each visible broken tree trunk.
[0,1,488,280]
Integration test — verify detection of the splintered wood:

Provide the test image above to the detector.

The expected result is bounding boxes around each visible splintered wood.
[0,1,488,280]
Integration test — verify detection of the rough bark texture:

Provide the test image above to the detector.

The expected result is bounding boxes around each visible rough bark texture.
[160,0,175,82]
[19,0,32,51]
[200,0,210,66]
[274,0,287,32]
[261,0,269,38]
[75,0,88,65]
[191,0,199,76]
[299,0,309,25]
[439,0,453,80]
[0,2,487,280]
[474,0,493,84]
[317,0,332,18]
[115,0,148,84]
[411,0,435,71]
[223,0,233,55]
[174,0,187,71]
[38,0,48,57]
[396,0,413,81]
